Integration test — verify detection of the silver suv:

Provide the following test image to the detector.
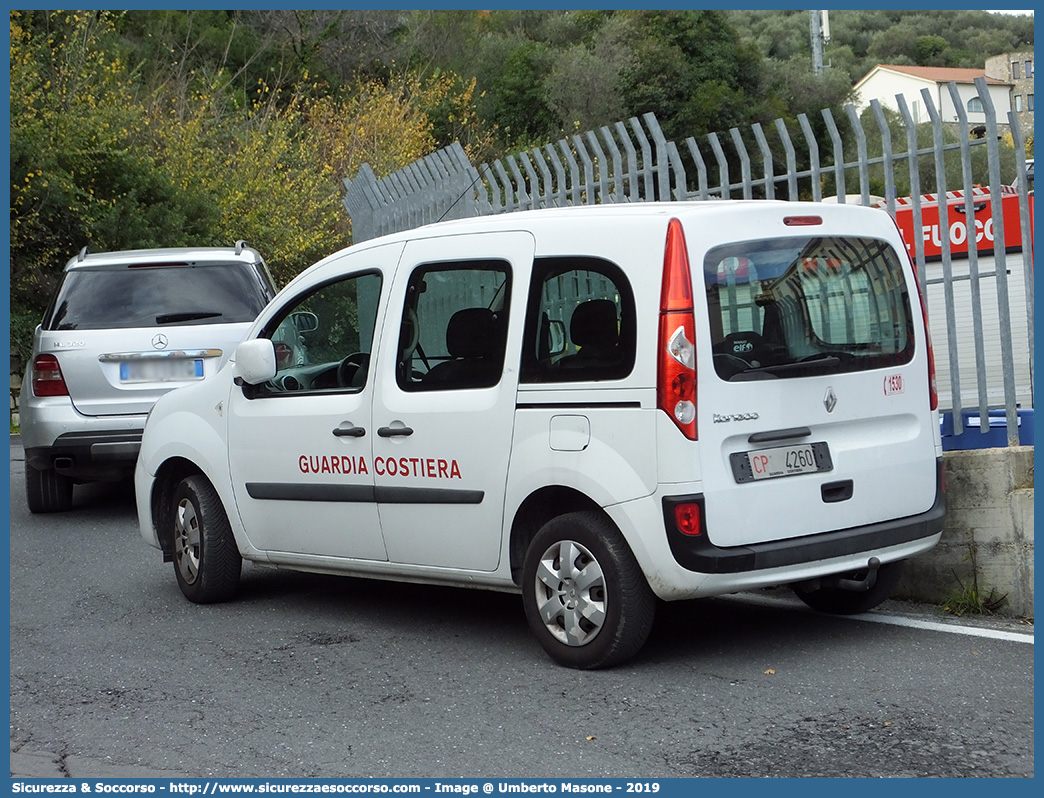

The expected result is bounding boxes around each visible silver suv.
[20,242,277,513]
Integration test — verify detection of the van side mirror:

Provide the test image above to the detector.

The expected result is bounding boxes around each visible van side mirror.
[290,311,319,334]
[233,338,277,386]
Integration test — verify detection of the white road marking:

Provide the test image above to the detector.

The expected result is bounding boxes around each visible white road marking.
[730,592,1034,644]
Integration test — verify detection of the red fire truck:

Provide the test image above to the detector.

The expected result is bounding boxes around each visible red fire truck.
[881,185,1034,260]
[880,184,1034,447]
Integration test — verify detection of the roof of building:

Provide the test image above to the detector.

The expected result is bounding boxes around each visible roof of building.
[860,64,1010,86]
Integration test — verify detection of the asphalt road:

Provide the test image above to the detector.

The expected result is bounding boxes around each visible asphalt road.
[8,437,1034,779]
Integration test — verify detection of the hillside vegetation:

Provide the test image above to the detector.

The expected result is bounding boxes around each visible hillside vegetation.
[8,9,1033,359]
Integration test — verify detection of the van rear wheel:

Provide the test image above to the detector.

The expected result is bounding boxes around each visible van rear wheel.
[522,512,655,669]
[171,475,242,604]
[793,560,905,614]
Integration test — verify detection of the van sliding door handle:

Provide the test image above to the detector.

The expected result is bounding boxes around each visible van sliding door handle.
[747,427,812,443]
[377,426,414,438]
[332,426,366,438]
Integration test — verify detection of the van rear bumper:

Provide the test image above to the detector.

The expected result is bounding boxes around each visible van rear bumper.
[663,459,947,574]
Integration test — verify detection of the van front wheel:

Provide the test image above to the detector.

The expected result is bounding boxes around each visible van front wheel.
[793,560,905,614]
[522,512,655,669]
[170,475,242,604]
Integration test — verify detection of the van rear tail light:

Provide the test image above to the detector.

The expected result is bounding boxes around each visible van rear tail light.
[658,218,698,440]
[917,291,939,410]
[888,216,938,410]
[923,322,938,411]
[674,502,702,536]
[31,354,69,397]
[783,215,823,226]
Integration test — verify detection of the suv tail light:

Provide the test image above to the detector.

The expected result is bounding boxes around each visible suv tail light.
[31,354,69,397]
[658,218,698,440]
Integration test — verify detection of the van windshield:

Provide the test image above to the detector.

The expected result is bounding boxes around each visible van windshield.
[704,236,916,381]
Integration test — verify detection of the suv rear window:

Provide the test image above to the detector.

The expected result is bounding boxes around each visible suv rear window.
[704,236,915,381]
[44,263,274,330]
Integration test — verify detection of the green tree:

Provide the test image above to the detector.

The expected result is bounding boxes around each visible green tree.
[543,14,632,133]
[915,35,950,66]
[485,40,559,147]
[619,10,765,141]
[9,10,219,358]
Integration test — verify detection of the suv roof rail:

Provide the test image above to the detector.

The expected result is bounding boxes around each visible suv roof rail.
[77,246,89,262]
[235,239,248,255]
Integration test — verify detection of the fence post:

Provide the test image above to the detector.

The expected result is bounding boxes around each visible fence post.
[976,77,1019,445]
[921,87,965,435]
[752,123,775,201]
[821,109,846,201]
[797,114,822,202]
[1008,115,1034,404]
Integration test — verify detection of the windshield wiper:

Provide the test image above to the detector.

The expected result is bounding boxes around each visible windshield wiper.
[757,355,842,377]
[155,311,223,324]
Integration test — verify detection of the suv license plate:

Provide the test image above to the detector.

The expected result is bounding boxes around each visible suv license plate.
[120,358,204,383]
[730,442,832,483]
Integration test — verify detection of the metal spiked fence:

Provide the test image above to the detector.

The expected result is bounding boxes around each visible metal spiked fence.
[343,77,1034,444]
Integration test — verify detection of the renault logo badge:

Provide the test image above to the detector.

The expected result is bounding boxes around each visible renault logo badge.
[824,387,837,413]
[152,334,169,350]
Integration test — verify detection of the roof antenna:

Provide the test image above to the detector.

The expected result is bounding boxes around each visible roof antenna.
[437,170,487,224]
[77,246,89,262]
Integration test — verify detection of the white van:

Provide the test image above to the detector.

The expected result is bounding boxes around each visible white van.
[135,201,946,669]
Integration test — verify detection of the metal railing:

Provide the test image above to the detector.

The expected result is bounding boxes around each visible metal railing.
[343,77,1034,445]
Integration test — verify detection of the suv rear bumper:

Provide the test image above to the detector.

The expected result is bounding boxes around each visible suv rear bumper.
[663,459,947,574]
[24,430,143,481]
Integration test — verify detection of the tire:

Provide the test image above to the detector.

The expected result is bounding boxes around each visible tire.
[522,512,655,669]
[24,461,73,514]
[793,560,906,615]
[170,475,242,604]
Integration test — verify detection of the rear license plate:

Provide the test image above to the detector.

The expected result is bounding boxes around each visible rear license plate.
[730,442,833,483]
[119,358,204,383]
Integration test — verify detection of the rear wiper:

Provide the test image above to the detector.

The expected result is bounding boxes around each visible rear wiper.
[757,355,842,376]
[155,311,223,324]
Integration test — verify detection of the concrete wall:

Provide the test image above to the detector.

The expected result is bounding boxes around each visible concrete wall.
[897,446,1034,619]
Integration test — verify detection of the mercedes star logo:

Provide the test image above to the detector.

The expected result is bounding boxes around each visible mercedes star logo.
[152,334,169,350]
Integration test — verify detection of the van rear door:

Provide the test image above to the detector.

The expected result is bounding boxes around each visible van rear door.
[690,206,939,549]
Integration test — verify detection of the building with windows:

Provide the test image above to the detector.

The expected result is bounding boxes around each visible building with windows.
[985,51,1034,136]
[853,64,1012,135]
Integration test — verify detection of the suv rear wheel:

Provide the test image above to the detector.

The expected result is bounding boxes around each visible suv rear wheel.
[24,461,73,514]
[522,512,655,669]
[171,475,242,603]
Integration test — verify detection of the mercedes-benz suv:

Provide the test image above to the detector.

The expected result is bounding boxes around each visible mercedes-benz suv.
[20,242,277,513]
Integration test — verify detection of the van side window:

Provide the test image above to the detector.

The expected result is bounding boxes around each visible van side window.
[257,271,382,395]
[705,236,915,381]
[521,257,636,383]
[396,261,510,392]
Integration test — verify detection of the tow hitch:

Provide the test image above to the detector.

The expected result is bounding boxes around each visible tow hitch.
[796,557,881,593]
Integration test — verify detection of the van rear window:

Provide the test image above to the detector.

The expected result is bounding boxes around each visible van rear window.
[704,236,915,381]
